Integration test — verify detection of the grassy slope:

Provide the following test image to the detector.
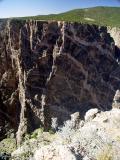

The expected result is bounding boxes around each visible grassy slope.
[20,6,120,27]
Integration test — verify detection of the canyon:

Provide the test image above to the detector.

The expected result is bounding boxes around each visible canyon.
[0,19,120,147]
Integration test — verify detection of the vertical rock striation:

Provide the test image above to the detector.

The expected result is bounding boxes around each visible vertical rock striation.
[108,27,120,108]
[0,20,120,143]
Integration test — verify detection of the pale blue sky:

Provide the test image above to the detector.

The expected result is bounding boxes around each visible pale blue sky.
[0,0,120,18]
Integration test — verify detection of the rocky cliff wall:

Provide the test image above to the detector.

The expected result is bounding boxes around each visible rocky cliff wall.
[108,27,120,62]
[108,27,120,49]
[108,27,120,108]
[0,20,120,143]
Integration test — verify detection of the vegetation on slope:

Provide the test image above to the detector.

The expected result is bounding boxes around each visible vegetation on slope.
[20,6,120,27]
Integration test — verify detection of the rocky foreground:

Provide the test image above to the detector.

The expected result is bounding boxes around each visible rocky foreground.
[10,108,120,160]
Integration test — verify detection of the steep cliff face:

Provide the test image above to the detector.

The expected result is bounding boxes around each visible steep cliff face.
[108,27,120,108]
[108,27,120,49]
[0,20,120,143]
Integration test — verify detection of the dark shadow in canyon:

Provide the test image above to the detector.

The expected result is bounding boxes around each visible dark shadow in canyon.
[1,21,120,138]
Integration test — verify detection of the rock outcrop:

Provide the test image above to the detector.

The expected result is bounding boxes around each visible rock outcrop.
[12,108,120,160]
[108,27,120,49]
[0,19,120,143]
[108,27,120,108]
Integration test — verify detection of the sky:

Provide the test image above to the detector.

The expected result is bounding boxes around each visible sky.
[0,0,120,18]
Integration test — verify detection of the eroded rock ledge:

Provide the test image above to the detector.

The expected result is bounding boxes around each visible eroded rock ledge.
[0,20,120,143]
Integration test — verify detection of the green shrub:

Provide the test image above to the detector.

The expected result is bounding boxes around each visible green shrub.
[0,138,16,154]
[30,128,44,139]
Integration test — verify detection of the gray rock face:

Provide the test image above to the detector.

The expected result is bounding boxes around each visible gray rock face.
[108,27,120,107]
[0,20,120,143]
[108,27,120,49]
[33,145,78,160]
[112,90,120,108]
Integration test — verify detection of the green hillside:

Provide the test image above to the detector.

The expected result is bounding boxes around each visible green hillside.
[21,6,120,27]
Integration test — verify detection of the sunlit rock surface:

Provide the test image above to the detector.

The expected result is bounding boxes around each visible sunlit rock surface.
[12,108,120,160]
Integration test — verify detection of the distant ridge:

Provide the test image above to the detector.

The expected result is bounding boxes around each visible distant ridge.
[20,6,120,27]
